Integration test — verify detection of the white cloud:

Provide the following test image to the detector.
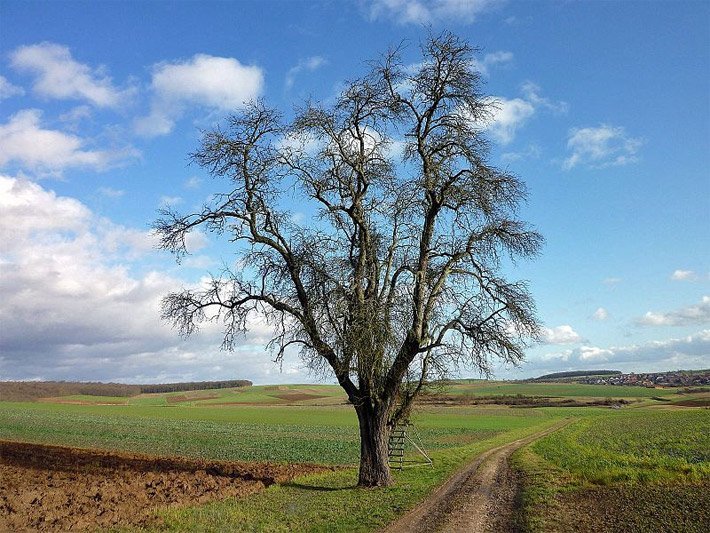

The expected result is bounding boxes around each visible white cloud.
[501,144,541,163]
[367,0,503,25]
[486,97,535,145]
[98,186,125,198]
[474,51,513,77]
[59,105,92,128]
[184,230,209,253]
[9,42,133,108]
[636,296,710,327]
[535,330,710,374]
[286,56,327,89]
[0,75,24,100]
[671,269,697,281]
[183,255,216,269]
[0,176,90,242]
[592,307,609,321]
[602,277,622,286]
[484,84,565,145]
[135,54,264,137]
[542,325,582,345]
[520,81,568,114]
[184,176,202,189]
[578,345,613,361]
[0,175,308,384]
[159,195,183,207]
[0,109,138,174]
[563,124,643,170]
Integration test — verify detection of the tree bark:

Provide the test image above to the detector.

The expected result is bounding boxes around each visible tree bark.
[356,403,393,487]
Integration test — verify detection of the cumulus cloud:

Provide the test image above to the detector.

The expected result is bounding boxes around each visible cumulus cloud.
[533,330,710,374]
[542,325,582,345]
[671,269,697,281]
[286,56,327,89]
[484,84,565,145]
[367,0,503,25]
[563,124,643,170]
[592,307,609,321]
[0,75,24,100]
[578,345,613,362]
[636,296,710,327]
[0,175,307,384]
[486,97,535,145]
[135,54,264,137]
[0,109,138,174]
[9,42,133,108]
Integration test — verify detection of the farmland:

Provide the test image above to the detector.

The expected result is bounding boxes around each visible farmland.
[512,409,710,532]
[1,381,708,531]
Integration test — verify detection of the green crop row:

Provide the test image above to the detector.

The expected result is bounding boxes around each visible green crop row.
[531,409,710,484]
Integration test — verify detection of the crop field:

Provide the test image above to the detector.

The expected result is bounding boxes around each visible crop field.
[1,381,707,531]
[0,397,565,465]
[439,379,679,399]
[512,409,710,532]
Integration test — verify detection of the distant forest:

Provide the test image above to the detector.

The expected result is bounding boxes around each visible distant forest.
[0,380,252,402]
[533,370,622,381]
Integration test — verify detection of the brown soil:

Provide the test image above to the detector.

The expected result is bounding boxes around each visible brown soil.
[383,420,572,533]
[0,440,329,531]
[673,398,710,407]
[37,398,128,406]
[552,481,710,533]
[165,393,220,403]
[271,392,326,402]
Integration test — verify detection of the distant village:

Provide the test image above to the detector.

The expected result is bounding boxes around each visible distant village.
[575,370,710,388]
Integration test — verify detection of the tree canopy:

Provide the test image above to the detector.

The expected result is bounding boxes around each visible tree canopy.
[155,32,542,486]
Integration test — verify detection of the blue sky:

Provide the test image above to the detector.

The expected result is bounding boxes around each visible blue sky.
[1,0,708,384]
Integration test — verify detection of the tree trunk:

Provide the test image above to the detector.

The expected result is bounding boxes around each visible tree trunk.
[356,403,393,487]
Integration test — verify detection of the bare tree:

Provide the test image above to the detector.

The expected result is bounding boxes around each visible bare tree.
[155,33,542,487]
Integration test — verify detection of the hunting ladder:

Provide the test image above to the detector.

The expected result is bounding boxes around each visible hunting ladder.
[388,421,433,470]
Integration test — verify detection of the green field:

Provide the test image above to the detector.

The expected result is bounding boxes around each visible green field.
[512,409,710,532]
[1,381,708,532]
[440,379,678,399]
[0,397,568,465]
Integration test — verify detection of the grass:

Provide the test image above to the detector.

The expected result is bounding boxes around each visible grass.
[151,417,566,532]
[512,408,710,532]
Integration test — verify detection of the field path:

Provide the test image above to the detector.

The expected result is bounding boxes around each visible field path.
[383,419,572,533]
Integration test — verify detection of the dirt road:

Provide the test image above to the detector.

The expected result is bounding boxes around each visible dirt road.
[384,420,571,533]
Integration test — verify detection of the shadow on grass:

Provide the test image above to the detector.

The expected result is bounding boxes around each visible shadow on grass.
[283,481,357,492]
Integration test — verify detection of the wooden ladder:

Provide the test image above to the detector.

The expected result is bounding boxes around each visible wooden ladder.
[388,425,407,470]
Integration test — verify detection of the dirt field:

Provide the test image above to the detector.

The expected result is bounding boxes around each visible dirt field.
[0,440,328,531]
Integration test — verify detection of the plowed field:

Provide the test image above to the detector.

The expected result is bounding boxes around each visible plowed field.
[0,440,328,531]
